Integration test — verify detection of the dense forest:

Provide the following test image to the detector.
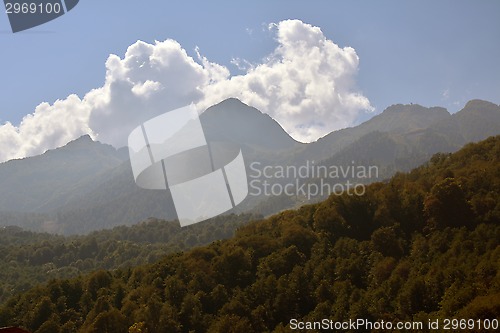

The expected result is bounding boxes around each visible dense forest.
[0,214,257,305]
[0,136,499,332]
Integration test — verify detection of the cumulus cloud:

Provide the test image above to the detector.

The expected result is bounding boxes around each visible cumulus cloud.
[200,20,372,141]
[87,39,225,147]
[0,95,92,162]
[0,19,372,162]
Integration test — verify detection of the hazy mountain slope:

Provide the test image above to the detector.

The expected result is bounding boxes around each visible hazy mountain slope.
[320,130,458,181]
[320,131,413,178]
[46,99,304,234]
[0,99,302,234]
[1,98,499,234]
[0,135,127,213]
[299,103,450,162]
[319,100,500,180]
[429,99,500,145]
[201,98,301,152]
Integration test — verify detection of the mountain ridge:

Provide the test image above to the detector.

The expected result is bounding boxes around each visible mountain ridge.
[0,98,499,234]
[297,102,453,163]
[0,134,127,213]
[201,98,302,151]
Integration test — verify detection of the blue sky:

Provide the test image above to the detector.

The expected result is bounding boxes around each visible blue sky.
[0,0,499,161]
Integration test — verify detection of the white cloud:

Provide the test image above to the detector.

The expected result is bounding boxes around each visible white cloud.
[0,95,92,162]
[87,39,218,147]
[442,88,450,100]
[200,19,372,141]
[0,19,372,162]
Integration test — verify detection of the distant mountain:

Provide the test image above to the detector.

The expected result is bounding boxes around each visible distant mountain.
[0,99,302,234]
[201,98,301,152]
[54,99,305,234]
[429,99,500,145]
[0,98,499,234]
[316,100,500,179]
[299,103,450,162]
[0,135,127,213]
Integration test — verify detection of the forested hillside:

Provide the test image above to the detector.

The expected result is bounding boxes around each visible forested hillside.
[0,214,257,305]
[0,136,499,333]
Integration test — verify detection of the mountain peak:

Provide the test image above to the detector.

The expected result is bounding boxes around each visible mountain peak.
[214,97,247,107]
[80,134,93,141]
[363,103,450,133]
[200,98,300,150]
[69,134,93,143]
[204,98,263,117]
[384,103,423,112]
[462,99,499,112]
[383,103,448,115]
[56,134,98,152]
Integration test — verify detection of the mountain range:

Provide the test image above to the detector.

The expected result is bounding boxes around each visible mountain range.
[0,98,499,234]
[1,135,498,332]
